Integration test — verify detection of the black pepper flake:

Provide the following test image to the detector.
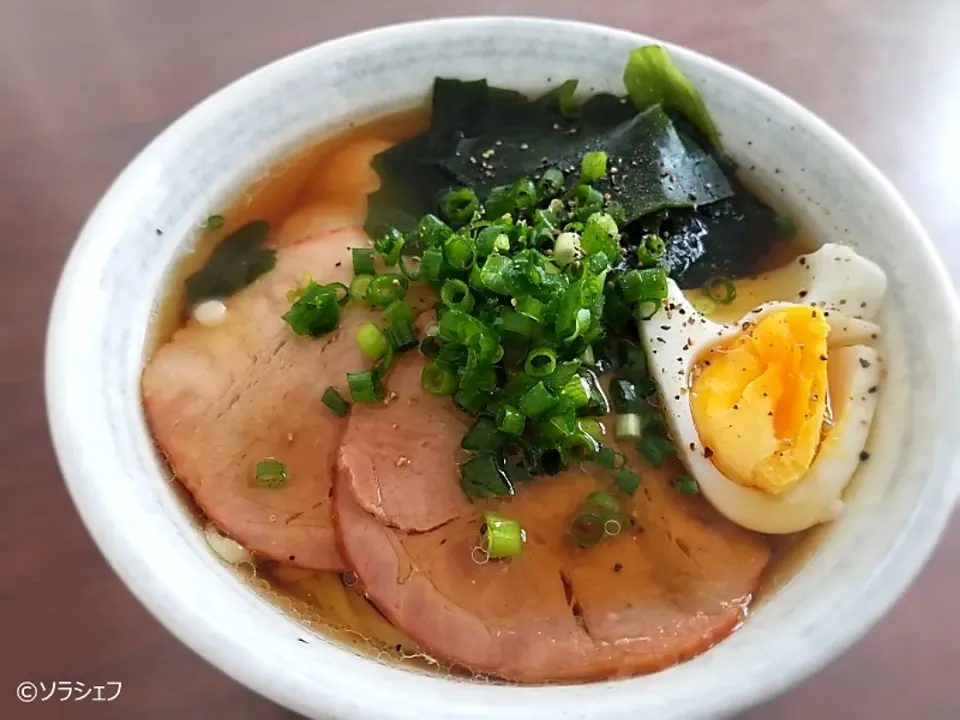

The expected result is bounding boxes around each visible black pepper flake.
[335,261,342,267]
[839,299,847,305]
[870,333,878,340]
[155,228,163,236]
[861,301,868,308]
[660,325,671,331]
[689,442,696,450]
[799,257,806,266]
[298,638,308,644]
[819,354,827,361]
[395,643,403,652]
[859,451,871,461]
[868,385,878,393]
[859,358,871,369]
[614,563,623,572]
[674,395,680,401]
[798,290,808,298]
[703,446,714,458]
[733,404,739,410]
[812,310,818,318]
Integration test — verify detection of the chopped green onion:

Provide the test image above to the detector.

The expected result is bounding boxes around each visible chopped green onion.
[205,214,225,230]
[352,365,387,396]
[691,295,717,316]
[365,273,408,307]
[441,279,475,312]
[422,361,458,396]
[417,214,453,248]
[580,151,608,183]
[254,458,288,489]
[485,185,514,218]
[349,275,373,304]
[460,455,513,499]
[282,283,340,337]
[636,234,665,266]
[596,446,626,470]
[352,247,375,276]
[635,300,660,320]
[560,375,590,408]
[496,405,525,436]
[577,417,604,442]
[512,178,538,213]
[324,282,349,306]
[356,322,388,361]
[444,232,476,270]
[385,320,418,351]
[563,430,599,460]
[674,474,700,494]
[575,184,604,210]
[553,232,581,266]
[347,370,385,403]
[440,187,479,225]
[776,215,796,239]
[537,168,565,198]
[498,308,537,339]
[419,335,441,358]
[569,511,605,548]
[516,296,544,321]
[702,276,737,305]
[525,347,558,377]
[454,387,493,415]
[382,300,414,325]
[321,387,350,418]
[420,246,445,282]
[586,491,621,515]
[481,511,524,558]
[621,267,669,304]
[374,228,405,266]
[519,381,557,419]
[614,468,641,495]
[638,433,675,468]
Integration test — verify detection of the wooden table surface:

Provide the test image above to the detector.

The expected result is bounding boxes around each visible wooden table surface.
[1,0,958,717]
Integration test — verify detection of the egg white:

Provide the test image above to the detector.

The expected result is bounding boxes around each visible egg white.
[639,244,885,533]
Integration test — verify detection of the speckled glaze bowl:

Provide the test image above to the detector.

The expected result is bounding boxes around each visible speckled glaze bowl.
[45,17,960,720]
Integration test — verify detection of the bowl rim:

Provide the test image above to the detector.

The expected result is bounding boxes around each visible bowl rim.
[45,15,960,720]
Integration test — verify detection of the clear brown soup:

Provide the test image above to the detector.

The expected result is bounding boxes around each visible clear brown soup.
[147,107,819,678]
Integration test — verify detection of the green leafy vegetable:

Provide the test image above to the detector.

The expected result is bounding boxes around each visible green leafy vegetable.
[185,220,275,304]
[622,45,722,151]
[281,281,341,337]
[254,458,288,490]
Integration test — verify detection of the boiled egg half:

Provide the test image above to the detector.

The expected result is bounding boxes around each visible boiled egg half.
[640,243,886,533]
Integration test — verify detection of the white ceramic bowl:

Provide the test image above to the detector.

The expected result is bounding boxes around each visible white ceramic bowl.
[46,16,960,720]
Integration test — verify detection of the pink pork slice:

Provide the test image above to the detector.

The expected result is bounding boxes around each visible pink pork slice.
[335,352,771,682]
[143,225,434,570]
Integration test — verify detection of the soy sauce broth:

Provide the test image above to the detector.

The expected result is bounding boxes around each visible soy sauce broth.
[146,105,829,676]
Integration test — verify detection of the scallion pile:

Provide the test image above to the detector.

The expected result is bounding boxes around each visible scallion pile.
[281,150,688,547]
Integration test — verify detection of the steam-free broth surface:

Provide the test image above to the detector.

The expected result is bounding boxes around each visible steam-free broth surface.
[143,53,883,682]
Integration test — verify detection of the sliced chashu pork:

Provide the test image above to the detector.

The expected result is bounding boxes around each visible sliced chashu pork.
[335,351,771,682]
[143,224,433,570]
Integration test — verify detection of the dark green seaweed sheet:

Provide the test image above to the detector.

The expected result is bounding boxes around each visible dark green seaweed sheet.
[364,76,781,287]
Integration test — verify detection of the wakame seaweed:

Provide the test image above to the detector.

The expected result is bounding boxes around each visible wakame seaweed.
[364,45,781,285]
[627,178,781,288]
[185,220,275,304]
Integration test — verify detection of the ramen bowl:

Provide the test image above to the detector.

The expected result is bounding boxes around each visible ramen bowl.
[45,16,960,720]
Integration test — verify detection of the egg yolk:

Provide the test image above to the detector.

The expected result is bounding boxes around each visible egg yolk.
[689,306,830,495]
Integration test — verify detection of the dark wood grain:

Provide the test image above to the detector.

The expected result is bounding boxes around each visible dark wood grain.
[1,1,957,717]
